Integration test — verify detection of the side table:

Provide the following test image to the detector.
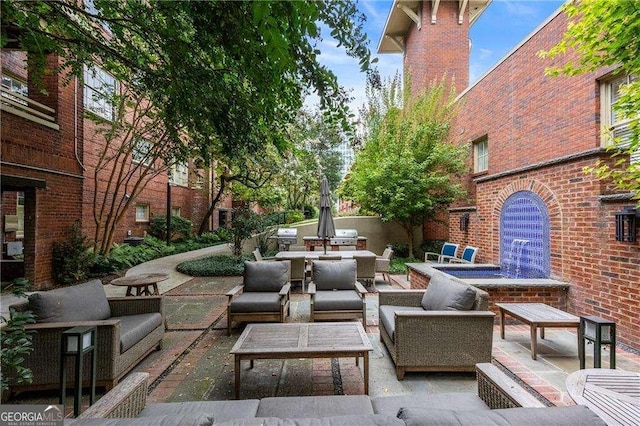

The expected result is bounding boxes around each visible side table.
[110,273,169,296]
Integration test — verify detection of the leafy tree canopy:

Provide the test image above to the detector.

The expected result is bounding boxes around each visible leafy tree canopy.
[539,0,640,201]
[340,79,467,257]
[1,0,376,158]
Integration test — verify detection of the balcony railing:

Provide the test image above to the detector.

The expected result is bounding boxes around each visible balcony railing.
[0,86,59,130]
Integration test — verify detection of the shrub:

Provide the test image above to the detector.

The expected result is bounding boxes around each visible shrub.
[390,243,409,259]
[148,215,193,241]
[420,239,447,259]
[52,221,95,285]
[285,210,305,224]
[303,205,317,219]
[1,278,35,391]
[176,254,252,276]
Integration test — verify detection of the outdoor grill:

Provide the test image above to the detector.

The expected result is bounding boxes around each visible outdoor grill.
[271,228,298,251]
[329,229,359,246]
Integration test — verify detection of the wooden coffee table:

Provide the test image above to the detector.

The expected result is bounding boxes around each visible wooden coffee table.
[496,303,580,360]
[567,368,640,426]
[110,273,169,296]
[230,322,373,399]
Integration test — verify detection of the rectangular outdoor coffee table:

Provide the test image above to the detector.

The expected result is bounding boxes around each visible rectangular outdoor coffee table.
[230,322,373,399]
[496,303,580,360]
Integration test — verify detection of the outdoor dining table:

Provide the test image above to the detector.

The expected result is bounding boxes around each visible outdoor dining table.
[275,250,377,260]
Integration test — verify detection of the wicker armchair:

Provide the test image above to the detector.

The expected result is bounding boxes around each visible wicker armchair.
[378,274,494,380]
[375,248,393,283]
[9,280,164,393]
[354,255,376,287]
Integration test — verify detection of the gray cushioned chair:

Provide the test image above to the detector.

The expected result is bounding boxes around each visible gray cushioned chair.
[375,248,393,283]
[226,261,291,335]
[308,260,367,327]
[8,279,164,392]
[378,272,494,379]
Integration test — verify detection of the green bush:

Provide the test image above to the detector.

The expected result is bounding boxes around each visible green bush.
[176,254,252,276]
[52,221,95,285]
[285,210,305,224]
[390,243,409,258]
[148,215,193,241]
[389,257,421,274]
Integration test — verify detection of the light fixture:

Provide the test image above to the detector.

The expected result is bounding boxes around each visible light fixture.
[579,316,616,369]
[60,325,97,417]
[459,213,470,232]
[615,206,638,242]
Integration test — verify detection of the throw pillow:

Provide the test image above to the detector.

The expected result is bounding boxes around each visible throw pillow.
[420,273,477,311]
[28,279,111,323]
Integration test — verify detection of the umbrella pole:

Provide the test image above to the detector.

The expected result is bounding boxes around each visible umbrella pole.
[323,240,327,254]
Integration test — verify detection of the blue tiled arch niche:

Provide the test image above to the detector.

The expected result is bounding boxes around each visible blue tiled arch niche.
[499,191,550,278]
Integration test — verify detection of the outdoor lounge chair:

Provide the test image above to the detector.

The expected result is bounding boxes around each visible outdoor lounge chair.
[378,272,494,379]
[424,242,459,263]
[375,248,394,283]
[308,260,367,327]
[226,261,291,335]
[446,246,479,264]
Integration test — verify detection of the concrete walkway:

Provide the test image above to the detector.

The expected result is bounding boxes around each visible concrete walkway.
[103,243,232,297]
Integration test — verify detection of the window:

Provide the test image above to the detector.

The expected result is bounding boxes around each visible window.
[1,74,28,106]
[170,162,189,187]
[474,137,488,173]
[16,192,25,239]
[601,73,639,162]
[84,65,117,120]
[135,204,149,222]
[171,207,181,217]
[132,138,153,165]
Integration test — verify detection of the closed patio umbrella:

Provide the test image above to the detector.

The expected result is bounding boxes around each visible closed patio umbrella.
[317,175,335,254]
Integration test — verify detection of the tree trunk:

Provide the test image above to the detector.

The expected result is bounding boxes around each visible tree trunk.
[198,175,227,236]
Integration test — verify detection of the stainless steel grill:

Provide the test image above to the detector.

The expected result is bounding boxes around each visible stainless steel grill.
[271,228,298,250]
[329,229,358,246]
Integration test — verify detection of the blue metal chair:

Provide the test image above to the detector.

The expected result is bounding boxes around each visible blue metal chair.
[424,242,460,263]
[447,246,479,264]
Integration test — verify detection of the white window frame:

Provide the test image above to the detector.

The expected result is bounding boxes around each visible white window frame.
[474,137,488,173]
[600,73,638,163]
[16,192,25,239]
[83,64,117,120]
[135,204,150,222]
[132,138,153,166]
[171,207,181,217]
[1,74,28,106]
[170,162,189,187]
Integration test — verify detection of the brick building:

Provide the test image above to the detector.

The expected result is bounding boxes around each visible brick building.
[1,51,231,290]
[380,1,639,349]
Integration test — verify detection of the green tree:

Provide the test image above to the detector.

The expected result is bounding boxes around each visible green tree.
[340,80,467,257]
[539,0,640,202]
[1,0,376,158]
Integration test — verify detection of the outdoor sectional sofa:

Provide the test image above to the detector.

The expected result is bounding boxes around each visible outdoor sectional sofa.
[9,279,164,393]
[68,364,605,425]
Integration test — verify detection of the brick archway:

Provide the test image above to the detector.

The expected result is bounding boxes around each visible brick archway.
[491,179,563,278]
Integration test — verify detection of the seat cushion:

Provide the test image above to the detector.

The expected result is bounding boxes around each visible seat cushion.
[313,290,363,311]
[378,305,424,341]
[230,292,282,313]
[65,413,214,425]
[312,260,357,291]
[396,405,606,426]
[214,414,404,426]
[114,312,163,353]
[28,279,111,323]
[257,395,374,418]
[370,393,489,416]
[244,261,289,292]
[421,273,477,311]
[140,400,260,423]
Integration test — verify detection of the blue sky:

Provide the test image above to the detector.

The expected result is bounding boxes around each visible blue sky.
[316,0,565,113]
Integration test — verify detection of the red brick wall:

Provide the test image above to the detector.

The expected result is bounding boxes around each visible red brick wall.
[404,0,469,95]
[442,12,640,349]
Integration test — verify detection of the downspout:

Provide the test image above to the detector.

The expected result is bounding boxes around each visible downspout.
[74,76,86,171]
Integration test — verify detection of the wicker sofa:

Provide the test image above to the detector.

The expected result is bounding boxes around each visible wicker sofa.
[379,272,495,379]
[9,279,164,393]
[68,364,605,425]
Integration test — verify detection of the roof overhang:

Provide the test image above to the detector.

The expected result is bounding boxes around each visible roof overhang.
[378,0,491,54]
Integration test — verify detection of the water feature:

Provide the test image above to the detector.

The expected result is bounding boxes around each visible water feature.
[503,239,530,278]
